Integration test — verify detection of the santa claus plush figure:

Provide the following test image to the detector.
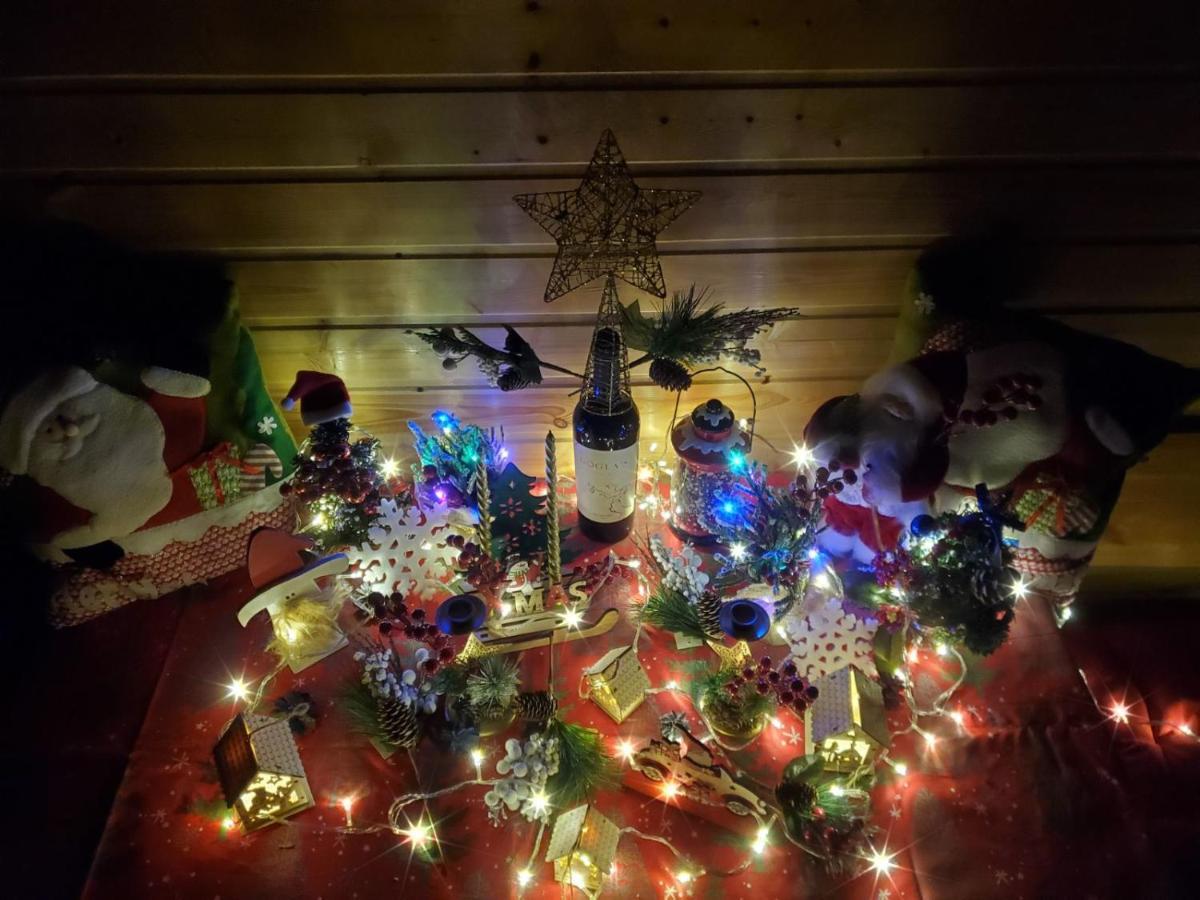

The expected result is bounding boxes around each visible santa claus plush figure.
[0,364,218,560]
[804,236,1199,607]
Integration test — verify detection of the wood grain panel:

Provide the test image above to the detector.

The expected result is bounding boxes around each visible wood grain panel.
[39,169,1200,255]
[7,82,1199,175]
[5,0,1196,81]
[232,245,1200,326]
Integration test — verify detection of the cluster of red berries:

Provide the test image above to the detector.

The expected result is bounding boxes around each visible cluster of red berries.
[282,419,382,508]
[728,655,820,712]
[445,534,506,595]
[366,590,456,672]
[958,371,1043,427]
[798,460,857,501]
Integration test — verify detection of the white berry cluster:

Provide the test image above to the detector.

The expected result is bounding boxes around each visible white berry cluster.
[484,734,560,826]
[355,649,402,702]
[650,535,710,601]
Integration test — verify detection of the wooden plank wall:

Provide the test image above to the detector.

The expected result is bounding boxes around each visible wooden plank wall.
[3,1,1199,573]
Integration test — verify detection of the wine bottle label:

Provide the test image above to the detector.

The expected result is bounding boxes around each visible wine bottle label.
[574,442,638,523]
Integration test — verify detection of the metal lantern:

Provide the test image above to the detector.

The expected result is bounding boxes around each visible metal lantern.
[670,399,751,543]
[214,713,315,832]
[545,804,621,899]
[803,665,890,773]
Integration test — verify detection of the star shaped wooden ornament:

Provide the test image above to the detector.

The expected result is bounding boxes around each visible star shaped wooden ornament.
[514,130,701,302]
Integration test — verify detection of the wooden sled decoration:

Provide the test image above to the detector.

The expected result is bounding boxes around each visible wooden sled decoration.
[458,607,620,658]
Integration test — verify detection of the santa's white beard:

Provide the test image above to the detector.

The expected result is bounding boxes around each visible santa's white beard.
[26,386,172,548]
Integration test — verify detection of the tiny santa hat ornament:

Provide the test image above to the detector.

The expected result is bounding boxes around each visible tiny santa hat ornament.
[237,527,349,627]
[281,370,352,426]
[0,366,98,475]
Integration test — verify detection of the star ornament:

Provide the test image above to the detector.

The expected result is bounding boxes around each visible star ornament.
[515,130,701,302]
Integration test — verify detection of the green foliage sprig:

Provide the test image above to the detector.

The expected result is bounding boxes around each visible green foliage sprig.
[620,287,801,390]
[694,669,775,733]
[544,718,618,806]
[638,584,707,641]
[465,655,521,715]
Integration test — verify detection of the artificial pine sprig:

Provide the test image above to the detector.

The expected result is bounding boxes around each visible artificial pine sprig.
[465,655,521,715]
[638,584,708,641]
[408,410,504,501]
[543,717,618,806]
[620,287,800,390]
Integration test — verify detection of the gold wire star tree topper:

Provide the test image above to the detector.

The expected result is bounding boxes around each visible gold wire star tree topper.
[514,130,701,302]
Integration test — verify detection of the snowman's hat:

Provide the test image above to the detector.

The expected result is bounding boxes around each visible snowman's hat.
[238,527,349,626]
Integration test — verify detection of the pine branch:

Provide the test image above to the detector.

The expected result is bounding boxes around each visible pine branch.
[637,584,708,641]
[544,718,618,806]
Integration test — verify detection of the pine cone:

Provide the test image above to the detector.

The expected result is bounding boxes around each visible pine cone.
[696,591,723,637]
[377,697,420,748]
[496,367,533,391]
[515,691,558,723]
[649,357,692,392]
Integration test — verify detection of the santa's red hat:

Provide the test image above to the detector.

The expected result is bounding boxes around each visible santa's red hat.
[0,366,97,475]
[281,370,351,425]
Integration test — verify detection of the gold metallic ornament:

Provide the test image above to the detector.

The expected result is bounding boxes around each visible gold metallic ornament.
[514,130,700,302]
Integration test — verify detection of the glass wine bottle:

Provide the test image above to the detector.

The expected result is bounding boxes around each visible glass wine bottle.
[573,276,640,543]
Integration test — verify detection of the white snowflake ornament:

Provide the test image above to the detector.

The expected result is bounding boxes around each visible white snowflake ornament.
[779,596,878,680]
[346,498,468,602]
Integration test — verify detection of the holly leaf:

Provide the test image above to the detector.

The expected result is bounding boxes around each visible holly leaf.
[618,299,653,351]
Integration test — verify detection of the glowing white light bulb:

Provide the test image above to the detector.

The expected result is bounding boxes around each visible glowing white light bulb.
[730,542,747,561]
[1010,576,1029,601]
[949,710,964,726]
[1179,722,1194,736]
[380,457,400,478]
[470,748,485,767]
[616,739,635,760]
[935,643,948,657]
[404,822,431,847]
[220,816,236,831]
[829,784,845,797]
[638,466,652,480]
[892,761,908,777]
[813,571,831,590]
[516,869,532,887]
[562,607,582,628]
[661,781,679,800]
[529,792,549,815]
[676,870,693,884]
[868,846,896,876]
[791,444,814,469]
[227,678,249,703]
[1110,702,1130,724]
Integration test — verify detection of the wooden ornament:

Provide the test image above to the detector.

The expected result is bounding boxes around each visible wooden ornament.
[213,713,315,832]
[581,645,650,724]
[545,804,621,899]
[803,664,890,773]
[628,738,768,820]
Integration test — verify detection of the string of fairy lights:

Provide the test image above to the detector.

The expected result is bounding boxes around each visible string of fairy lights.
[210,426,1197,896]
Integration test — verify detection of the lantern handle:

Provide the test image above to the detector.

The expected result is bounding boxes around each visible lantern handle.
[663,366,758,455]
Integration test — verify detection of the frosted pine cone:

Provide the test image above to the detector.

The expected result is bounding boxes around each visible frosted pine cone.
[378,696,420,748]
[696,591,723,637]
[515,691,558,723]
[649,358,693,392]
[497,367,533,391]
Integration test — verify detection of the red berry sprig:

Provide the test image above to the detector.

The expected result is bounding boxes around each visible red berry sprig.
[365,590,456,671]
[958,371,1043,428]
[726,655,819,712]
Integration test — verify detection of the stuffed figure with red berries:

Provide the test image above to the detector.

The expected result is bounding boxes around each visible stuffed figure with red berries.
[804,235,1200,609]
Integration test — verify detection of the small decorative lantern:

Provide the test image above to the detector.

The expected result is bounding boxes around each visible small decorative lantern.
[581,645,650,724]
[670,398,751,543]
[803,665,890,773]
[214,713,315,832]
[545,804,621,899]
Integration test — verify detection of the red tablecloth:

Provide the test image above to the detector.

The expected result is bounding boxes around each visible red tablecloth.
[29,546,1200,900]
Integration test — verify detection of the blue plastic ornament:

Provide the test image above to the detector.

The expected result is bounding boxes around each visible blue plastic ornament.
[435,593,487,635]
[718,598,770,641]
[910,514,937,537]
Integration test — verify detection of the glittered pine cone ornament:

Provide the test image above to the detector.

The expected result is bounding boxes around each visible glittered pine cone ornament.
[649,357,693,392]
[496,367,534,392]
[377,696,420,748]
[515,691,558,723]
[696,591,723,638]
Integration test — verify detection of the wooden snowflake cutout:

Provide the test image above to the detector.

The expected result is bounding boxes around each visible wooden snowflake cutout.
[346,498,468,602]
[779,596,878,680]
